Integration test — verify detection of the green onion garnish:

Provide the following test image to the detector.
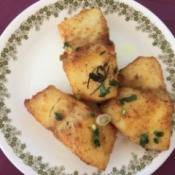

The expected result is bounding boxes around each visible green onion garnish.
[109,79,118,86]
[89,113,96,118]
[96,114,111,126]
[139,134,149,147]
[121,109,126,115]
[119,94,137,105]
[75,93,81,100]
[154,131,164,137]
[113,67,118,74]
[64,42,72,48]
[55,113,62,121]
[91,124,96,130]
[94,138,100,148]
[99,51,106,56]
[75,47,80,51]
[91,124,100,148]
[99,83,110,97]
[153,131,164,144]
[153,137,159,144]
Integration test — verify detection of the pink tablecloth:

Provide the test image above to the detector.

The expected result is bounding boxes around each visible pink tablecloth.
[0,0,175,174]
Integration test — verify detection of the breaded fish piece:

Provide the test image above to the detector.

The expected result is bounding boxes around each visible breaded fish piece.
[24,85,116,170]
[61,41,119,102]
[58,8,119,102]
[118,56,166,90]
[58,8,109,49]
[102,87,174,151]
[118,56,173,103]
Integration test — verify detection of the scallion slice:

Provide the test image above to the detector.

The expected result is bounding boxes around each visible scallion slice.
[99,50,106,56]
[55,113,62,121]
[119,94,137,105]
[121,109,126,115]
[75,93,81,100]
[64,42,72,48]
[99,83,110,97]
[113,67,118,74]
[89,113,96,118]
[96,114,111,126]
[91,124,100,148]
[109,79,118,86]
[139,133,149,147]
[154,131,164,137]
[153,137,159,144]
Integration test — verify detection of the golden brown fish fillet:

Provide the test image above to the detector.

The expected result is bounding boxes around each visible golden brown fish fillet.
[118,56,166,90]
[58,8,119,102]
[58,8,109,50]
[102,87,174,151]
[102,56,174,150]
[118,56,173,107]
[24,85,116,170]
[61,41,118,102]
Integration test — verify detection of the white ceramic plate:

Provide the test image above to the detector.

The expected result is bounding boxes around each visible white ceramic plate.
[0,0,175,175]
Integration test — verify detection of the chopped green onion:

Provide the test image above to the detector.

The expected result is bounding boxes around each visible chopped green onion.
[64,42,72,48]
[91,124,100,148]
[96,114,111,126]
[121,109,126,115]
[113,67,118,74]
[75,47,80,51]
[75,93,81,100]
[88,102,97,107]
[139,134,149,147]
[153,137,159,144]
[91,124,97,130]
[55,113,62,121]
[99,50,106,56]
[109,79,118,86]
[94,139,100,147]
[89,113,96,118]
[154,131,164,137]
[99,83,110,97]
[153,131,164,144]
[119,94,137,105]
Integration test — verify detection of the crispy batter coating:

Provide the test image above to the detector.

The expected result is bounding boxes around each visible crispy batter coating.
[58,8,109,49]
[118,56,166,90]
[58,8,119,102]
[102,57,174,151]
[24,85,116,170]
[102,87,174,151]
[61,41,118,102]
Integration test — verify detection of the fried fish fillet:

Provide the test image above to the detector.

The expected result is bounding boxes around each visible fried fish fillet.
[24,85,116,170]
[118,56,166,90]
[61,41,118,102]
[102,57,174,150]
[118,56,173,102]
[58,8,119,102]
[58,8,109,50]
[102,87,173,150]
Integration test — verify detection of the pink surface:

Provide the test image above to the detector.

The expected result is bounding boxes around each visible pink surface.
[0,0,175,174]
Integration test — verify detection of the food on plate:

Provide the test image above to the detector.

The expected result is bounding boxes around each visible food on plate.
[118,56,166,90]
[118,56,173,102]
[102,57,174,150]
[58,8,109,50]
[61,41,118,102]
[102,87,173,150]
[24,85,117,170]
[58,8,119,102]
[24,8,174,171]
